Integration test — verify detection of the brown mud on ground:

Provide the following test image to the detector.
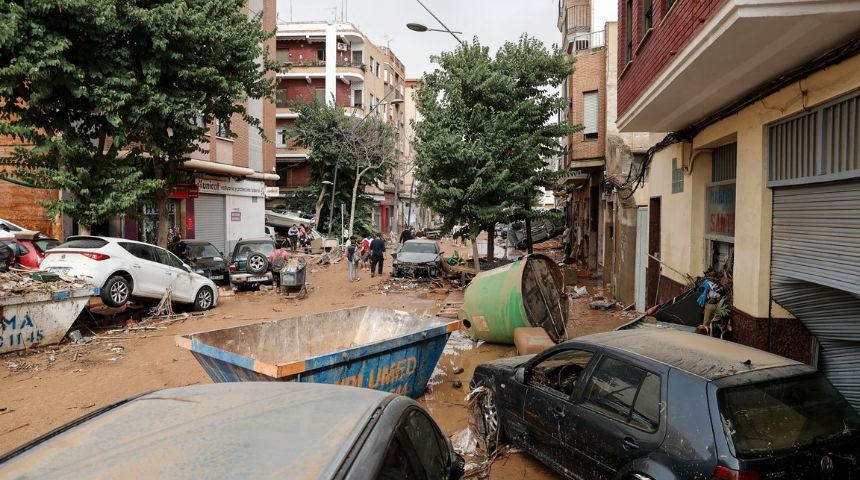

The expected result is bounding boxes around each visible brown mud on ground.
[0,250,634,478]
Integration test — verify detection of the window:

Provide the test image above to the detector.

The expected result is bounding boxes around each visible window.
[528,348,593,397]
[706,142,737,269]
[215,120,230,138]
[671,157,684,194]
[315,88,326,104]
[155,247,184,268]
[401,411,447,478]
[352,49,362,66]
[583,356,661,432]
[369,56,375,73]
[642,0,653,34]
[369,94,375,111]
[583,91,598,140]
[275,128,289,147]
[665,0,676,12]
[120,243,156,262]
[625,0,633,64]
[377,437,419,479]
[275,88,288,107]
[316,48,325,62]
[353,89,363,108]
[276,48,290,64]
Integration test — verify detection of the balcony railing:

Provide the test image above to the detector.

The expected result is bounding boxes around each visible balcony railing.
[569,30,605,54]
[565,5,590,34]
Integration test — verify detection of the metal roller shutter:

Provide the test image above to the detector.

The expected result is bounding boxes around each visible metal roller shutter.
[583,91,598,135]
[195,194,227,254]
[771,180,860,410]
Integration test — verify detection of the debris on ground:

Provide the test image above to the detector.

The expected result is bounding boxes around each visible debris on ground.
[0,271,91,297]
[588,298,618,310]
[568,285,588,298]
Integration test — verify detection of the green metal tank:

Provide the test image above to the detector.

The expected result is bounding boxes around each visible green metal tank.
[458,254,568,344]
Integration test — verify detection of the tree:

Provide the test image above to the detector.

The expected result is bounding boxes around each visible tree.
[340,115,396,239]
[413,36,576,270]
[0,0,276,243]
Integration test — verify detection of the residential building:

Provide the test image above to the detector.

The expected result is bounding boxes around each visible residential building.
[272,22,408,234]
[0,137,61,238]
[617,0,860,408]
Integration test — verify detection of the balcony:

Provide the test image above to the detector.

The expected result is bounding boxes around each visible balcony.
[618,0,860,132]
[558,4,590,34]
[567,30,605,54]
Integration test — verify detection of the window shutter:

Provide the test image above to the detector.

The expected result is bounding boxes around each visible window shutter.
[583,91,598,134]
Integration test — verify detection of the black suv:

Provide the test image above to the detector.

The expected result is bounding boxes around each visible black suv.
[471,328,860,480]
[228,238,276,289]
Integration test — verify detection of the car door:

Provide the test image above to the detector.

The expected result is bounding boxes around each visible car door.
[571,353,667,480]
[118,243,160,296]
[153,246,196,303]
[521,347,595,477]
[375,408,452,480]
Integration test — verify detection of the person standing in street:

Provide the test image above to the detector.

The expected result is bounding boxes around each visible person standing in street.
[298,224,308,252]
[287,224,299,252]
[399,226,412,245]
[369,233,386,277]
[451,224,461,247]
[360,236,371,271]
[347,236,360,282]
[268,244,290,289]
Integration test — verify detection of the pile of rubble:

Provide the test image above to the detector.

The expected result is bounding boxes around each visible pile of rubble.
[0,271,91,298]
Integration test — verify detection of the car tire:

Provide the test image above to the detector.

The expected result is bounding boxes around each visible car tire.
[101,275,131,308]
[474,385,505,454]
[193,286,214,311]
[246,253,269,274]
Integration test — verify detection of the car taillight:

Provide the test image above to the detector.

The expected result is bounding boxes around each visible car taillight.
[711,466,760,480]
[80,252,110,261]
[229,262,237,272]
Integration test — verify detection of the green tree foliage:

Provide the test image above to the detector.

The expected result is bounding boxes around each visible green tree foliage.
[0,0,276,242]
[413,36,577,268]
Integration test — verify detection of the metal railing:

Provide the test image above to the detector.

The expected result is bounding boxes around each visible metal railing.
[569,30,605,53]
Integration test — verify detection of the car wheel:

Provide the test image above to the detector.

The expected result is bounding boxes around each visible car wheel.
[101,275,131,308]
[193,286,214,311]
[246,253,269,274]
[474,386,504,454]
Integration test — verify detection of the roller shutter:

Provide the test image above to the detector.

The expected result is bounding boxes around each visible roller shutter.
[195,194,227,254]
[771,180,860,410]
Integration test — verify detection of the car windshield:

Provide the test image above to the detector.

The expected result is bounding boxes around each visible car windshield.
[33,239,60,254]
[718,373,860,458]
[189,244,221,258]
[58,238,108,249]
[402,242,438,254]
[233,242,275,260]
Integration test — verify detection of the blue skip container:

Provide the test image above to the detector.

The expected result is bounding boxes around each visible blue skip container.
[176,306,460,398]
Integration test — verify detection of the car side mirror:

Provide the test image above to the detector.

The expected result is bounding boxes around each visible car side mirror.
[514,367,525,384]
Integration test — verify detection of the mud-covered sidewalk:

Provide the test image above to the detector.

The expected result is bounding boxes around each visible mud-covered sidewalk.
[0,241,635,477]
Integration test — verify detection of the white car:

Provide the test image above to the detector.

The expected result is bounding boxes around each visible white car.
[0,217,27,239]
[41,236,218,310]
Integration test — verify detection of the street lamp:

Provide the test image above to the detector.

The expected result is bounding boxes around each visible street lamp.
[407,0,466,46]
[326,89,404,237]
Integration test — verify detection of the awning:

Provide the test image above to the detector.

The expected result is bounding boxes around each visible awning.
[182,160,254,177]
[247,172,280,181]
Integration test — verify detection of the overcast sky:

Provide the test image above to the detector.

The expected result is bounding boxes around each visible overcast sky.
[275,0,618,78]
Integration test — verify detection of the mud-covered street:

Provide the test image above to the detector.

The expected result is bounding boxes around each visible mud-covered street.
[0,240,634,477]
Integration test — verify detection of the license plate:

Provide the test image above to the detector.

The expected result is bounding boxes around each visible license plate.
[210,275,224,280]
[47,267,70,274]
[248,276,268,282]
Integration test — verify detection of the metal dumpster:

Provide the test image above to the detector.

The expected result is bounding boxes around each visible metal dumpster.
[0,287,99,354]
[176,306,460,398]
[459,254,568,344]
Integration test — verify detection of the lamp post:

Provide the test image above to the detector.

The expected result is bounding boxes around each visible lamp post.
[326,88,403,236]
[407,0,466,46]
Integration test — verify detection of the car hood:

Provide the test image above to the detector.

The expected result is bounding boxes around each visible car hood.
[395,251,439,264]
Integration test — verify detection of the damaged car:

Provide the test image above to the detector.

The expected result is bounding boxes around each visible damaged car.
[0,382,465,479]
[470,329,860,480]
[391,239,443,278]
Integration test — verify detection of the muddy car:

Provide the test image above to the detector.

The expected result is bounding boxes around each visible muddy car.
[228,238,276,289]
[183,240,229,285]
[470,329,860,480]
[0,383,465,479]
[392,239,443,278]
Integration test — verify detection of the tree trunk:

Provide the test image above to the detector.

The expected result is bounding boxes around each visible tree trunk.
[347,165,365,240]
[392,177,399,239]
[153,162,170,247]
[524,212,534,255]
[78,224,91,236]
[471,231,481,272]
[314,184,328,227]
[484,223,495,261]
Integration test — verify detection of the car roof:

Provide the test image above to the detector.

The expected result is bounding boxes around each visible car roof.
[404,239,437,244]
[1,383,393,479]
[236,237,275,243]
[573,329,801,381]
[181,239,215,245]
[64,235,157,247]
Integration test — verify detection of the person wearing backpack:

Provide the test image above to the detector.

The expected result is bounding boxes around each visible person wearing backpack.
[346,236,360,282]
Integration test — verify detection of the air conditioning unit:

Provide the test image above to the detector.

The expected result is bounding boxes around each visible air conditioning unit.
[336,42,348,51]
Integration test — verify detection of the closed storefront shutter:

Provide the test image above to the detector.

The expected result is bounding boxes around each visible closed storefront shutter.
[195,194,227,254]
[771,180,860,410]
